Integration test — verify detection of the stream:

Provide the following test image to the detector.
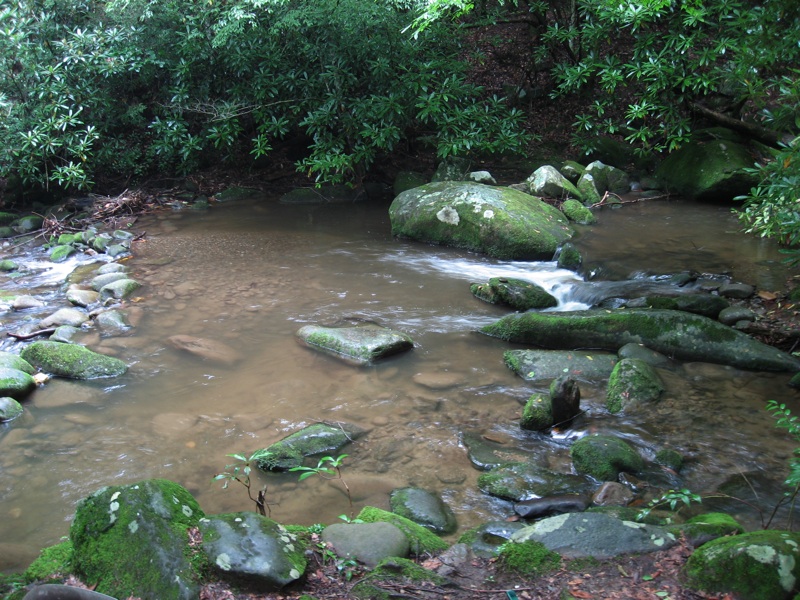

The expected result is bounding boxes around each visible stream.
[1,193,799,570]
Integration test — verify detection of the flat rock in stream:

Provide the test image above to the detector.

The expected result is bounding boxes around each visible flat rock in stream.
[20,341,128,379]
[296,324,413,365]
[167,335,241,365]
[504,350,618,382]
[482,309,800,372]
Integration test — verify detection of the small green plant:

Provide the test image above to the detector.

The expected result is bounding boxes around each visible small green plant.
[765,400,800,528]
[636,489,702,523]
[290,454,354,521]
[214,451,271,517]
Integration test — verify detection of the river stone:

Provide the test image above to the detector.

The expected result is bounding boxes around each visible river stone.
[97,262,128,274]
[389,181,574,260]
[718,305,756,325]
[21,584,118,600]
[322,522,409,567]
[0,351,35,374]
[459,430,533,471]
[570,434,644,481]
[556,241,582,270]
[0,396,24,422]
[91,272,127,291]
[0,367,36,399]
[252,422,366,471]
[718,282,755,299]
[0,259,19,271]
[606,358,665,413]
[526,165,581,200]
[296,323,413,365]
[477,461,594,502]
[520,394,553,431]
[389,487,456,534]
[504,349,618,382]
[66,288,100,307]
[20,341,128,379]
[514,494,590,519]
[468,170,497,185]
[50,325,81,343]
[467,521,527,558]
[550,376,581,426]
[39,307,89,329]
[684,530,800,600]
[511,512,677,559]
[70,479,203,600]
[585,160,631,195]
[591,482,635,507]
[49,244,76,262]
[576,172,603,205]
[617,343,671,368]
[167,335,240,365]
[470,277,557,310]
[95,310,130,334]
[355,506,449,555]
[560,198,595,224]
[644,294,730,318]
[100,278,141,300]
[483,309,800,372]
[13,215,44,233]
[198,512,306,591]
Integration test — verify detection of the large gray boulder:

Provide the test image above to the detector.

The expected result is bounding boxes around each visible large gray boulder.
[322,522,410,567]
[525,165,581,200]
[511,512,677,559]
[70,479,204,600]
[20,341,128,379]
[482,309,800,372]
[389,181,574,260]
[199,512,306,591]
[296,323,413,365]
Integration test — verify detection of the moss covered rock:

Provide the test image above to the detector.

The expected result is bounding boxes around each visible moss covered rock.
[606,358,665,413]
[570,434,644,481]
[520,394,553,431]
[253,422,365,471]
[296,323,413,365]
[389,487,456,535]
[684,530,800,599]
[0,367,36,399]
[389,181,574,260]
[20,341,128,379]
[477,461,593,502]
[70,479,204,600]
[560,198,596,224]
[24,540,73,583]
[0,396,24,422]
[470,277,558,310]
[482,309,800,372]
[671,512,744,548]
[356,506,449,555]
[498,540,561,577]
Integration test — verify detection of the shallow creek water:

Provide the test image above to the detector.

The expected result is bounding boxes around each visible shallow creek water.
[1,194,799,569]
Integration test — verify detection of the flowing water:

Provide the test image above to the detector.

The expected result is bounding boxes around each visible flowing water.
[1,194,798,570]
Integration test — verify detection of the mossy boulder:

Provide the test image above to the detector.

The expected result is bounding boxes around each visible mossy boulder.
[526,165,581,200]
[470,277,558,310]
[23,540,73,583]
[0,367,36,399]
[520,394,553,431]
[49,245,76,262]
[0,259,19,272]
[477,461,593,502]
[296,323,413,365]
[253,422,365,471]
[570,434,645,481]
[389,487,457,535]
[556,241,583,270]
[605,358,665,413]
[560,198,596,224]
[199,512,306,590]
[482,309,800,372]
[70,479,204,600]
[99,278,141,300]
[684,530,800,599]
[645,294,730,319]
[0,396,24,422]
[355,506,449,555]
[20,341,128,379]
[497,540,561,577]
[389,181,574,260]
[670,512,744,548]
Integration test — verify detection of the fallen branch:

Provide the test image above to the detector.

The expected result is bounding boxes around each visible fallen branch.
[8,328,57,340]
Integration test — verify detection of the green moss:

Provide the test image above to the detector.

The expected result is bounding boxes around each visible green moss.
[356,507,448,555]
[498,541,561,577]
[457,527,480,546]
[605,358,664,413]
[520,394,553,430]
[24,540,73,583]
[671,512,744,545]
[570,434,644,481]
[655,448,684,471]
[351,557,449,600]
[503,351,522,373]
[561,199,596,225]
[20,341,127,379]
[0,573,27,600]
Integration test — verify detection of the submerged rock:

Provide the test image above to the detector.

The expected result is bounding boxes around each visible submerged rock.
[477,461,593,502]
[296,323,413,365]
[167,335,240,365]
[389,181,574,260]
[20,341,128,379]
[482,309,800,372]
[253,422,366,471]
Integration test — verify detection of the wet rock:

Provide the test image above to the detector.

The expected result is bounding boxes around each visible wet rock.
[50,325,81,343]
[520,394,553,431]
[0,351,35,374]
[514,494,590,519]
[684,530,800,599]
[504,349,618,382]
[356,506,449,555]
[718,282,755,299]
[459,430,533,471]
[576,172,602,205]
[477,461,593,502]
[654,448,684,472]
[95,310,130,334]
[0,396,24,422]
[483,309,800,372]
[560,198,596,224]
[671,512,744,548]
[22,584,118,600]
[0,259,19,272]
[550,376,581,426]
[606,358,665,413]
[90,272,127,292]
[617,343,671,368]
[66,287,100,308]
[99,278,141,300]
[253,422,365,471]
[512,512,677,559]
[470,277,557,310]
[0,367,37,399]
[718,305,756,325]
[322,522,409,567]
[591,482,634,507]
[20,341,127,379]
[49,245,76,262]
[39,308,89,329]
[644,294,730,319]
[526,165,581,200]
[13,215,44,233]
[199,512,305,590]
[412,371,462,390]
[556,241,582,270]
[467,521,527,558]
[468,170,497,185]
[296,323,413,365]
[570,434,645,481]
[97,262,128,274]
[389,181,574,260]
[585,160,630,195]
[389,487,457,534]
[167,335,240,365]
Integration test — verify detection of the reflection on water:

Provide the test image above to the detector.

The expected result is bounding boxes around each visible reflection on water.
[1,196,799,570]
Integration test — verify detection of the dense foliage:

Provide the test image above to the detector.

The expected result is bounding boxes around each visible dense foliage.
[0,0,529,193]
